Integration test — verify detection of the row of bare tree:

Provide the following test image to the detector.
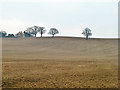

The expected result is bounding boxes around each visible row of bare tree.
[0,26,92,40]
[0,26,59,38]
[24,26,59,37]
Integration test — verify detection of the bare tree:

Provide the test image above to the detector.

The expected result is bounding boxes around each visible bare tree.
[82,28,92,40]
[15,31,24,38]
[25,26,40,37]
[0,31,7,37]
[48,28,59,37]
[38,27,46,37]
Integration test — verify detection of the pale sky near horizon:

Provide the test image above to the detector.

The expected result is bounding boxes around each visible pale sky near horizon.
[0,0,119,38]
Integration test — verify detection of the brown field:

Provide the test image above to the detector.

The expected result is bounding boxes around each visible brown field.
[2,37,118,88]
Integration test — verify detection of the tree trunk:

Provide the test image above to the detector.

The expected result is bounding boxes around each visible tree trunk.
[41,34,42,37]
[86,35,88,40]
[52,34,54,38]
[35,34,36,37]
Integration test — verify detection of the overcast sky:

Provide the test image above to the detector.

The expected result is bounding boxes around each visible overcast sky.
[0,0,119,38]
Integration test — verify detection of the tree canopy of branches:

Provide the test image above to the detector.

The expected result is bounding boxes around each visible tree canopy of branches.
[25,26,46,37]
[48,28,59,37]
[38,27,46,37]
[82,28,92,40]
[25,26,39,37]
[15,31,24,38]
[0,31,7,37]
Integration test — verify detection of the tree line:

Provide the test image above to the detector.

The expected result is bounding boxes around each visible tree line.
[0,26,92,40]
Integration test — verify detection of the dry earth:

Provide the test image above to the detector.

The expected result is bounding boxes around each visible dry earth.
[2,37,118,88]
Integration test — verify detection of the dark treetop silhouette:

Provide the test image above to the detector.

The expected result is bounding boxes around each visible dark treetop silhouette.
[0,31,7,37]
[25,26,45,37]
[82,28,92,40]
[37,27,46,37]
[48,28,59,37]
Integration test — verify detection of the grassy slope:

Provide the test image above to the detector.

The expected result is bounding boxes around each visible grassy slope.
[2,37,118,88]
